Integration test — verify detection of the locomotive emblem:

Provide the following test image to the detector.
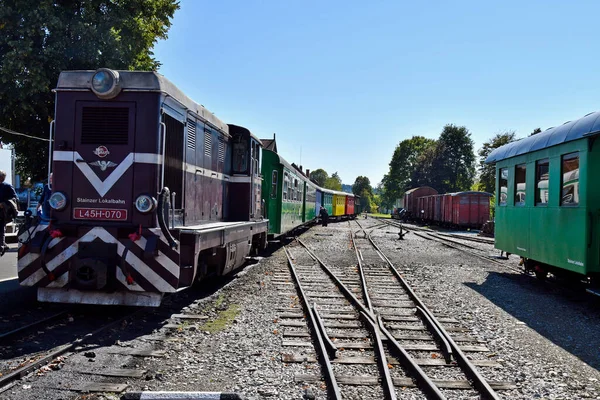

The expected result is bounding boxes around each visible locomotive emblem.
[93,146,110,158]
[88,160,118,171]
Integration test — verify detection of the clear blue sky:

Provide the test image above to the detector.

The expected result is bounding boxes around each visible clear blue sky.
[154,1,600,186]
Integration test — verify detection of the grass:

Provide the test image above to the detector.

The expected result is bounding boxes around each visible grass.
[199,295,240,334]
[367,213,391,219]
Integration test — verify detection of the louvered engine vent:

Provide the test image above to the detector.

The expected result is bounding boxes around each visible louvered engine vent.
[81,107,129,145]
[204,129,212,157]
[187,119,196,150]
[218,140,225,162]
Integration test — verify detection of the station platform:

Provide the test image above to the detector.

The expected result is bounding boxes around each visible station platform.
[0,244,36,311]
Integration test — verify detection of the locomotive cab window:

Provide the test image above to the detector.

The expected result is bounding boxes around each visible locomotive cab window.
[499,168,508,206]
[561,152,579,206]
[514,164,526,206]
[535,159,549,206]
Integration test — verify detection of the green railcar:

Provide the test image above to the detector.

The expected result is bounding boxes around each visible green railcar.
[304,180,317,222]
[261,149,313,236]
[486,111,600,281]
[321,189,334,216]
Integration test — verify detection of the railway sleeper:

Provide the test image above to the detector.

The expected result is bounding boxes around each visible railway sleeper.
[282,353,502,368]
[294,374,517,390]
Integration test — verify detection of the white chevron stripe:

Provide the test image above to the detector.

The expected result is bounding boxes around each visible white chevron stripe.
[46,272,69,288]
[134,236,180,279]
[18,224,48,243]
[53,151,163,197]
[18,237,65,271]
[22,227,177,292]
[73,152,134,197]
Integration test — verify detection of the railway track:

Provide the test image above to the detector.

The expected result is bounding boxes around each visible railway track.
[381,219,524,275]
[272,220,515,399]
[0,305,141,393]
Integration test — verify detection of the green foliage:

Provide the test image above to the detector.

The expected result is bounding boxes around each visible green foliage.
[309,168,328,187]
[477,131,517,194]
[352,176,373,212]
[0,0,179,180]
[352,176,372,196]
[432,124,476,192]
[382,136,435,207]
[324,172,342,191]
[529,127,542,136]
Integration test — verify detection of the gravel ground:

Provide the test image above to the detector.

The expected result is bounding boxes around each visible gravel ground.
[373,218,600,399]
[2,218,600,399]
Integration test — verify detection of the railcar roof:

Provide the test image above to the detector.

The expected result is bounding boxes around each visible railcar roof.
[486,110,600,163]
[56,70,228,134]
[449,191,493,197]
[263,149,312,183]
[404,186,437,195]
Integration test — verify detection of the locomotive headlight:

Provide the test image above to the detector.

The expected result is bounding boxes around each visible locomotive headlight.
[48,192,68,211]
[135,194,157,214]
[91,68,121,99]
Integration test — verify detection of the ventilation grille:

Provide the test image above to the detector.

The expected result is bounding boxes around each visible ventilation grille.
[187,119,196,150]
[204,128,212,157]
[81,107,129,145]
[218,140,225,162]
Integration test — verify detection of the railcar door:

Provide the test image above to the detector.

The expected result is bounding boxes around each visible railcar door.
[71,102,136,223]
[162,114,184,226]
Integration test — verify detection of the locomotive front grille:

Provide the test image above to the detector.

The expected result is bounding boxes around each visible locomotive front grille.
[81,106,129,144]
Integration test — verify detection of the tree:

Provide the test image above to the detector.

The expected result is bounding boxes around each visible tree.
[309,169,328,187]
[409,140,443,190]
[352,176,372,197]
[324,172,342,191]
[433,124,476,192]
[382,136,435,206]
[477,131,517,193]
[529,127,542,136]
[352,176,373,212]
[0,0,179,180]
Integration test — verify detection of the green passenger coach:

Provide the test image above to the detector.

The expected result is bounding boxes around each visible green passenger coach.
[261,148,314,236]
[486,110,600,285]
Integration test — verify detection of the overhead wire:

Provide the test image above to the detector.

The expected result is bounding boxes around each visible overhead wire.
[0,126,52,142]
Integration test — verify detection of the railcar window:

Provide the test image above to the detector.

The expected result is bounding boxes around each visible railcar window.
[283,173,289,201]
[514,164,526,206]
[271,171,278,199]
[499,168,508,206]
[561,152,579,206]
[535,159,549,206]
[293,179,298,201]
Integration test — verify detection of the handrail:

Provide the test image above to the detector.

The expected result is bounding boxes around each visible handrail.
[47,120,55,182]
[160,122,166,189]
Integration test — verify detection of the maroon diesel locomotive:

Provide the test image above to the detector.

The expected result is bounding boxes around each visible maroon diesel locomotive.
[18,69,268,306]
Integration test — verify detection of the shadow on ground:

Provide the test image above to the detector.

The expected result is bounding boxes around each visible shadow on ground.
[465,272,600,369]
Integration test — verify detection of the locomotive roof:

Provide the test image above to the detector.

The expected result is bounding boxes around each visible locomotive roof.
[56,70,229,134]
[486,110,600,163]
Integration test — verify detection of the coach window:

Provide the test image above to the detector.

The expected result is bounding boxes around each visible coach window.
[514,164,526,206]
[293,179,298,200]
[499,168,508,206]
[561,152,579,206]
[535,159,549,206]
[283,173,289,201]
[271,171,278,199]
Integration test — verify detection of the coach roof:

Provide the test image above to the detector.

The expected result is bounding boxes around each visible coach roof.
[56,70,228,134]
[486,110,600,163]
